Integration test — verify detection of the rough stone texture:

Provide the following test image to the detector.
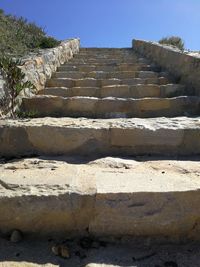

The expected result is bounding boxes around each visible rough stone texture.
[133,39,200,95]
[21,95,200,118]
[39,84,187,98]
[1,46,200,246]
[46,77,167,88]
[58,62,152,72]
[0,39,80,115]
[20,39,80,93]
[53,70,158,79]
[0,117,200,157]
[0,156,200,241]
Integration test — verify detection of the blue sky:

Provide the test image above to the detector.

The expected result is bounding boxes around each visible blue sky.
[1,0,200,50]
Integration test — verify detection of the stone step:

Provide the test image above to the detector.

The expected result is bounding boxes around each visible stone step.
[46,77,169,88]
[69,58,149,64]
[63,58,148,66]
[39,84,187,98]
[80,47,132,53]
[73,54,138,60]
[53,70,158,80]
[58,63,152,72]
[78,50,135,58]
[1,117,200,158]
[75,50,137,55]
[21,96,200,118]
[0,156,200,240]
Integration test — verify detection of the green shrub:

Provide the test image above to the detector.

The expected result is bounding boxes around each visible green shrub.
[159,36,185,51]
[38,36,61,49]
[0,55,35,116]
[0,9,60,56]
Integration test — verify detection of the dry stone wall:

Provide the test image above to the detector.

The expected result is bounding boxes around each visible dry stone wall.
[20,38,80,94]
[0,38,80,103]
[133,39,200,95]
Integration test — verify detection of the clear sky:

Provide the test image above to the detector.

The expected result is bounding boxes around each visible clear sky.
[1,0,200,50]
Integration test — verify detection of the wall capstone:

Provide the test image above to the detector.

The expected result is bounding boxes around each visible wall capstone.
[133,39,200,95]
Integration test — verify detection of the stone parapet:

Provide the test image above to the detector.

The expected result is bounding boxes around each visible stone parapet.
[133,39,200,95]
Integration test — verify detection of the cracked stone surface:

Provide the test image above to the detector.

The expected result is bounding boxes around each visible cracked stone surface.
[1,117,200,158]
[0,156,200,240]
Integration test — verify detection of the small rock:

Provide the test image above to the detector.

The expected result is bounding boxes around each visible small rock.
[52,244,70,259]
[60,245,70,259]
[52,245,60,256]
[10,230,23,243]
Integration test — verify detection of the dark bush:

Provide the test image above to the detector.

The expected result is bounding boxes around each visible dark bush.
[159,36,185,51]
[38,36,61,49]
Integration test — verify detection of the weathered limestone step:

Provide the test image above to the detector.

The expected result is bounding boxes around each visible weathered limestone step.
[39,84,187,98]
[0,156,200,240]
[69,58,149,64]
[1,117,200,157]
[21,95,200,118]
[58,63,152,72]
[46,77,168,88]
[53,70,158,79]
[74,51,137,56]
[80,47,132,53]
[63,57,149,66]
[72,55,139,61]
[70,56,139,61]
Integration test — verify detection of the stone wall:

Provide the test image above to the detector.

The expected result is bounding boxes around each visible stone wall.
[20,38,80,94]
[0,38,80,116]
[133,39,200,95]
[0,38,80,100]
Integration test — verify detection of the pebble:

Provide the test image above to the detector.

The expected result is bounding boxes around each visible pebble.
[10,230,23,243]
[60,245,70,258]
[52,244,70,259]
[51,245,60,256]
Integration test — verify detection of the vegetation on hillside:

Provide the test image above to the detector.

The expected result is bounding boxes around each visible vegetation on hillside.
[0,9,61,117]
[159,36,185,51]
[0,9,61,57]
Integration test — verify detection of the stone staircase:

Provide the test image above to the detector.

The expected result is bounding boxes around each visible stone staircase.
[0,47,200,241]
[21,48,198,119]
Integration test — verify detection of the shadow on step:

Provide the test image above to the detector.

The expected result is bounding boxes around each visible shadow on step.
[0,236,200,267]
[2,154,200,165]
